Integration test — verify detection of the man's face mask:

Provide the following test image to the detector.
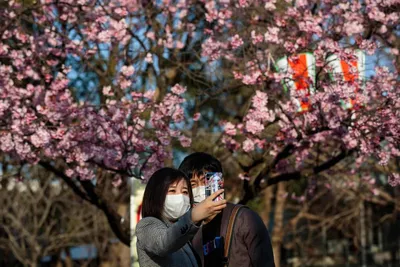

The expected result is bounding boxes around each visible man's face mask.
[192,186,206,203]
[191,173,206,203]
[162,194,190,221]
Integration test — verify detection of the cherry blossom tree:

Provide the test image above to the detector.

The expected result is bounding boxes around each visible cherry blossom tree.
[194,2,399,265]
[0,0,202,245]
[197,0,399,202]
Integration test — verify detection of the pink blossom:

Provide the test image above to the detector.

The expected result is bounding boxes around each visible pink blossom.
[126,154,139,166]
[344,21,364,36]
[230,34,243,49]
[143,90,155,100]
[388,173,399,186]
[242,138,255,152]
[251,91,268,109]
[343,134,358,149]
[0,133,14,152]
[102,86,113,96]
[245,120,264,135]
[0,100,10,117]
[121,65,135,76]
[368,7,386,23]
[264,0,276,11]
[251,31,264,44]
[242,70,263,85]
[298,13,323,35]
[146,31,156,40]
[264,27,280,44]
[119,79,132,89]
[171,84,186,95]
[324,183,332,189]
[31,128,51,148]
[172,107,184,122]
[238,173,251,181]
[371,188,379,196]
[238,0,249,8]
[201,38,227,61]
[379,25,387,34]
[98,30,112,43]
[65,169,75,178]
[145,53,153,63]
[224,122,237,136]
[179,135,191,147]
[193,113,201,121]
[378,151,390,165]
[175,41,184,49]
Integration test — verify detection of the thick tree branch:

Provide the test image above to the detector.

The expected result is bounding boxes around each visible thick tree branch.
[39,161,130,246]
[39,161,92,204]
[80,180,130,245]
[239,148,355,204]
[239,144,295,204]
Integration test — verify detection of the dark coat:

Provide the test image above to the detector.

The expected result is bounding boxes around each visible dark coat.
[192,203,275,267]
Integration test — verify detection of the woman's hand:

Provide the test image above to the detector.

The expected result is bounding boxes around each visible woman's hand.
[191,189,226,224]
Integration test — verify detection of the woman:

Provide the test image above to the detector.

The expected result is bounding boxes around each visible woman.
[136,167,226,267]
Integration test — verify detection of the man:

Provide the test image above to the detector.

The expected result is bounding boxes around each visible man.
[179,152,275,267]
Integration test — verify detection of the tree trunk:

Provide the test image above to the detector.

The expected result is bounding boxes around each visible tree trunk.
[65,248,73,267]
[164,137,173,167]
[271,182,287,267]
[262,186,273,227]
[360,201,367,267]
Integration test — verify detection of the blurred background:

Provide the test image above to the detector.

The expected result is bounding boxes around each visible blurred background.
[0,163,130,266]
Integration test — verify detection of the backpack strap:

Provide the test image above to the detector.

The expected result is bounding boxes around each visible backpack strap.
[223,205,246,266]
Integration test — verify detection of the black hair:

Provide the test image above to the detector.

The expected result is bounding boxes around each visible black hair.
[141,167,193,220]
[178,152,223,179]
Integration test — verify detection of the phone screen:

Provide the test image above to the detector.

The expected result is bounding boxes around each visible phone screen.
[205,172,224,201]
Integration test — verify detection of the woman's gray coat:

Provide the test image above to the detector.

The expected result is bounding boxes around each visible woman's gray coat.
[136,210,200,267]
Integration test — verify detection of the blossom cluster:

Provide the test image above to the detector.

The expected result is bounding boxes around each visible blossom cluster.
[204,0,400,186]
[0,0,193,181]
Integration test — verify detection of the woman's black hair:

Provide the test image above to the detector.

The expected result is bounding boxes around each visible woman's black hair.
[141,167,193,220]
[178,152,223,178]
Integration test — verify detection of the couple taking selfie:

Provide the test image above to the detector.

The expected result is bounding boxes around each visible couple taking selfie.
[136,152,275,267]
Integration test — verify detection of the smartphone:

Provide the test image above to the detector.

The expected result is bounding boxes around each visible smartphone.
[205,172,224,201]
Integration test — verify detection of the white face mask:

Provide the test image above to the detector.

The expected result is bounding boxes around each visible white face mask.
[163,194,190,221]
[192,186,206,203]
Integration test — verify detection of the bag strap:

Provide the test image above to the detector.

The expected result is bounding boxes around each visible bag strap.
[223,205,245,266]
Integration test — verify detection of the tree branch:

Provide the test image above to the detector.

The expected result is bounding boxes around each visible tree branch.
[38,161,130,246]
[239,148,355,204]
[39,161,92,204]
[239,144,295,204]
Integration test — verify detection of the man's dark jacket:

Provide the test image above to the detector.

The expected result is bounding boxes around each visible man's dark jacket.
[191,203,275,267]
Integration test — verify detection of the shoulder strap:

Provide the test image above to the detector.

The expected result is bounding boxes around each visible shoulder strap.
[223,205,246,265]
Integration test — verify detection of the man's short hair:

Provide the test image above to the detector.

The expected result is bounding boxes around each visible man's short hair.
[178,152,223,178]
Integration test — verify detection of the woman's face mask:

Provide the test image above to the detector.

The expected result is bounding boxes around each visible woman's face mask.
[163,194,190,221]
